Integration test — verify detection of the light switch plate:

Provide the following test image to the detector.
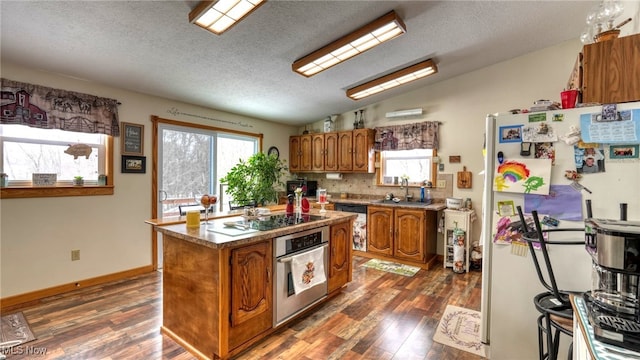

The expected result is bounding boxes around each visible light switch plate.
[437,180,446,188]
[439,163,444,171]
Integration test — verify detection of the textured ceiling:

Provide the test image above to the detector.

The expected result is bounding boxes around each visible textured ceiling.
[1,1,599,125]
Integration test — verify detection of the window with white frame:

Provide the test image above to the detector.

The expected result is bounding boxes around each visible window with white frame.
[0,125,106,186]
[378,148,435,186]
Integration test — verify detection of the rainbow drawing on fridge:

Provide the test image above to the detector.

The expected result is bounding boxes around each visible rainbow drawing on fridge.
[493,159,552,195]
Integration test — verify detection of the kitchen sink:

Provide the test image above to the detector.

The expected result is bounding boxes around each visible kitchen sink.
[371,199,433,207]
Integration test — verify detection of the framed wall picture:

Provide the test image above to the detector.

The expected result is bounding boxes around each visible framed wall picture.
[121,122,144,156]
[121,155,146,174]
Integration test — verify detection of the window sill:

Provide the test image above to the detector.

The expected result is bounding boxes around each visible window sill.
[0,186,114,199]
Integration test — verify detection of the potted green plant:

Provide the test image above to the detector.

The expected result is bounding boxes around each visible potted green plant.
[220,152,288,206]
[73,176,84,186]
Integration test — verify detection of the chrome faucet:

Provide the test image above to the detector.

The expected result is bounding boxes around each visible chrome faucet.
[400,178,410,201]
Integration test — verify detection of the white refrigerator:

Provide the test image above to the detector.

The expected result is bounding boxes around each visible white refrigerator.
[480,102,640,359]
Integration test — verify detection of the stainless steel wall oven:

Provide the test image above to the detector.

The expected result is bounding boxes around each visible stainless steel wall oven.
[274,225,329,326]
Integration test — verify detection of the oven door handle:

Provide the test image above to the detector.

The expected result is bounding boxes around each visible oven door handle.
[276,243,328,263]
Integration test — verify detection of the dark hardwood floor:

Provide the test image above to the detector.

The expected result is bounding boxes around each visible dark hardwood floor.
[2,256,485,360]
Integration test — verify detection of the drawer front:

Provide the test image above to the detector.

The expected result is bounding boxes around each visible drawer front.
[445,211,467,229]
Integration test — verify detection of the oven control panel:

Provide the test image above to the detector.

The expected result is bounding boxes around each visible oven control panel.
[274,226,329,258]
[287,231,323,254]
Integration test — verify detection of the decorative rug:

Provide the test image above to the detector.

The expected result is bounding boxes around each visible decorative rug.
[1,312,36,347]
[433,305,486,357]
[361,258,420,277]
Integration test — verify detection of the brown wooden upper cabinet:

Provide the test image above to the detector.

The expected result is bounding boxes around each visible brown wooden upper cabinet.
[311,133,338,172]
[352,129,374,172]
[291,129,374,173]
[582,33,640,104]
[289,134,312,172]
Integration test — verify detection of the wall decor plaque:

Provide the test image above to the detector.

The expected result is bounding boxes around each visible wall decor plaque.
[121,122,144,156]
[32,173,57,186]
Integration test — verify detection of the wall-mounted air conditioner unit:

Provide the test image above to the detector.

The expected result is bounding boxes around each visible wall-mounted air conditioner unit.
[385,108,423,119]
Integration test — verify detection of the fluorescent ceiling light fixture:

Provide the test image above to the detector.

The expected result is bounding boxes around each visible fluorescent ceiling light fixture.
[292,10,406,77]
[189,0,265,35]
[346,59,438,100]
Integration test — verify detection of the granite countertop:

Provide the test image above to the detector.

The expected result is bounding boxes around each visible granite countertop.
[153,210,357,249]
[146,208,249,227]
[147,196,448,229]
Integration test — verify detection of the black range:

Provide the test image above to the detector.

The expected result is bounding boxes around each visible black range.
[248,213,326,231]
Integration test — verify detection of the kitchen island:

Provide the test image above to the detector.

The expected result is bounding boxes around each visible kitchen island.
[148,210,356,360]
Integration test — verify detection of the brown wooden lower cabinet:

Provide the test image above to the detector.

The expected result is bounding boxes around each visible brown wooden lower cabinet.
[367,205,438,268]
[161,219,352,360]
[368,206,394,256]
[162,236,273,359]
[229,241,272,350]
[328,220,352,293]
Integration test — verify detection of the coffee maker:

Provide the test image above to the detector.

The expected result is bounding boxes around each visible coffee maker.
[585,203,640,350]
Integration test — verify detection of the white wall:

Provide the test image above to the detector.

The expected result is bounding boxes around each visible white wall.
[0,62,297,298]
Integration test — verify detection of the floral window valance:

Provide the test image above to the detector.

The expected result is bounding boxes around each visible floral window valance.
[374,121,439,151]
[0,78,120,136]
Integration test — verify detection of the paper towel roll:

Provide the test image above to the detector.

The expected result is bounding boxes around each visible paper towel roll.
[326,173,343,180]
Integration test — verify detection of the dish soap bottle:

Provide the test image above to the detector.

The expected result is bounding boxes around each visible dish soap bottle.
[420,186,425,202]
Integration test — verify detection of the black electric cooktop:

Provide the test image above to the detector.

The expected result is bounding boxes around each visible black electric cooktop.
[248,214,326,231]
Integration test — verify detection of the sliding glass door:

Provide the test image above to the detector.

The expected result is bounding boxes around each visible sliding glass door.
[155,122,258,267]
[157,124,258,217]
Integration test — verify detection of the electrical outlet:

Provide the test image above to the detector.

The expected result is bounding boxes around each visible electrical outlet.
[437,180,446,188]
[71,250,80,261]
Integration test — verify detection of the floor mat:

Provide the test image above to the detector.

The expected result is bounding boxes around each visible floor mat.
[1,312,36,348]
[361,258,420,277]
[433,305,487,357]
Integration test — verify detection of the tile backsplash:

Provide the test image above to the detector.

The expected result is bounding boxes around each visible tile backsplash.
[291,173,454,202]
